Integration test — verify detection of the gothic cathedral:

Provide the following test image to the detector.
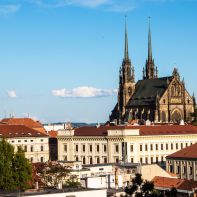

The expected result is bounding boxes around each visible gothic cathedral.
[110,20,195,124]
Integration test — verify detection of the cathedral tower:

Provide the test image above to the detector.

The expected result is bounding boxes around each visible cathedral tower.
[118,18,135,123]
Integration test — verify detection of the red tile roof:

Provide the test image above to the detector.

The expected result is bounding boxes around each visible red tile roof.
[152,176,197,192]
[0,118,46,133]
[0,125,48,138]
[48,130,57,138]
[73,125,197,136]
[166,143,197,160]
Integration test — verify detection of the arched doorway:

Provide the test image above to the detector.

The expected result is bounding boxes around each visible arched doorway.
[171,109,182,123]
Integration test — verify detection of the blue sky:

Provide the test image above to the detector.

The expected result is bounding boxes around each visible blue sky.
[0,0,197,123]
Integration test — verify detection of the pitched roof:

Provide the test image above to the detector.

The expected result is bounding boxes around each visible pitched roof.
[0,125,48,138]
[127,76,172,107]
[0,118,46,133]
[166,143,197,160]
[48,130,57,138]
[152,176,197,192]
[72,125,197,137]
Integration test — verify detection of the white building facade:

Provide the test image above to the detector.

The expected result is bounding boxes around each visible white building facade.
[57,125,197,165]
[0,125,49,163]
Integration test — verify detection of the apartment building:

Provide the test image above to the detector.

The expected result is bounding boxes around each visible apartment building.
[57,124,197,165]
[0,124,49,163]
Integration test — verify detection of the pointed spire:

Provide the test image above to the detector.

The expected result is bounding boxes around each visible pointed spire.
[148,16,152,60]
[124,15,129,60]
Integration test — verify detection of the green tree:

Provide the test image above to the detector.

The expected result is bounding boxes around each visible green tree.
[125,173,157,197]
[0,139,32,191]
[13,147,32,190]
[0,138,15,191]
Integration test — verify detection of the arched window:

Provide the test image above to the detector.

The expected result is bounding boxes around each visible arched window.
[171,86,175,96]
[128,87,132,96]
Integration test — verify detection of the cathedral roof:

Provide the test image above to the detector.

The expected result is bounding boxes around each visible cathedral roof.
[127,76,173,107]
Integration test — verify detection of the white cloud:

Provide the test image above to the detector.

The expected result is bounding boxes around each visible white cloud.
[52,86,117,98]
[0,4,21,15]
[7,90,17,98]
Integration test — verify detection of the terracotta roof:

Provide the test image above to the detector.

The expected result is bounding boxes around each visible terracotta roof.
[73,125,197,136]
[0,125,48,138]
[152,176,197,192]
[48,130,57,138]
[0,118,46,133]
[166,143,197,160]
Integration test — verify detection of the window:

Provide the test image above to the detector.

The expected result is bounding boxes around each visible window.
[97,157,100,164]
[156,157,158,163]
[181,143,183,149]
[115,157,119,163]
[64,144,67,152]
[31,157,34,163]
[64,156,67,161]
[161,144,163,150]
[169,165,173,173]
[31,145,34,152]
[83,145,85,152]
[75,144,78,152]
[97,145,99,152]
[24,145,27,152]
[140,158,143,164]
[41,157,44,162]
[76,156,78,162]
[176,143,178,149]
[31,140,33,142]
[104,157,107,163]
[171,143,173,150]
[140,145,143,151]
[90,157,93,164]
[190,166,193,175]
[177,166,180,174]
[151,157,153,164]
[166,144,168,150]
[161,156,164,163]
[115,145,119,153]
[11,140,14,143]
[83,157,86,164]
[145,157,148,164]
[156,144,158,150]
[89,145,92,152]
[150,144,153,151]
[41,145,44,152]
[104,145,107,152]
[130,145,133,152]
[40,139,43,142]
[18,140,21,143]
[145,144,148,151]
[131,158,134,163]
[186,143,188,147]
[24,140,27,142]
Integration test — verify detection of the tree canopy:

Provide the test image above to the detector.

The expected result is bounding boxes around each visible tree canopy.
[0,139,32,191]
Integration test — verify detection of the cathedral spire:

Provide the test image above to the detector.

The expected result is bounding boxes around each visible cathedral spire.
[145,17,156,79]
[124,16,129,60]
[148,17,152,61]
